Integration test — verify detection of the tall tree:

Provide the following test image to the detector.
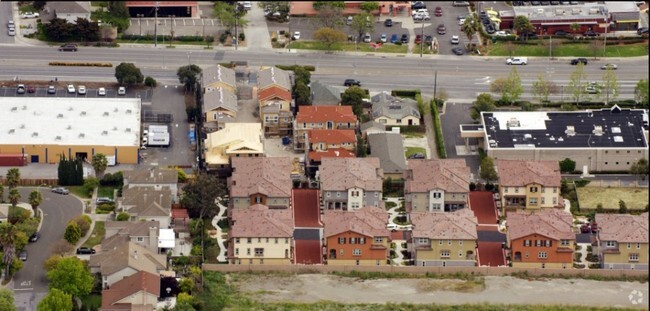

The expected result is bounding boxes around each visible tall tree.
[213,2,248,33]
[470,93,496,120]
[589,39,604,60]
[350,12,375,43]
[74,18,100,42]
[480,156,498,184]
[0,288,15,311]
[177,65,203,91]
[493,67,523,106]
[461,14,478,48]
[180,173,226,219]
[5,168,20,189]
[44,18,74,41]
[559,158,576,173]
[532,74,559,104]
[513,15,535,40]
[341,86,366,117]
[91,153,108,178]
[504,41,517,58]
[360,1,380,13]
[8,189,20,208]
[634,79,649,106]
[601,67,619,105]
[0,223,19,281]
[47,257,94,298]
[108,1,130,18]
[115,63,144,86]
[313,27,347,51]
[37,288,73,311]
[630,158,649,181]
[567,62,588,104]
[293,82,311,106]
[28,190,43,218]
[570,22,581,35]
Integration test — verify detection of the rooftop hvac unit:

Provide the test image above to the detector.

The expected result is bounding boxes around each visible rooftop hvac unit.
[565,125,576,136]
[555,9,565,15]
[20,124,25,129]
[572,8,581,15]
[79,133,85,138]
[593,125,603,136]
[68,107,73,111]
[507,117,520,128]
[22,106,27,110]
[8,129,14,134]
[57,114,64,118]
[588,8,598,15]
[80,111,86,116]
[55,136,62,140]
[126,109,132,114]
[523,133,533,141]
[11,107,17,111]
[102,131,108,135]
[103,112,109,116]
[67,125,72,130]
[32,132,38,137]
[125,128,131,132]
[114,108,118,112]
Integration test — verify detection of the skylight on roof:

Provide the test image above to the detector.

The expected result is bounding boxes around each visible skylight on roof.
[613,136,624,142]
[611,127,621,133]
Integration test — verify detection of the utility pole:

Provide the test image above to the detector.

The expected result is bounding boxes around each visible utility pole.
[433,70,438,101]
[154,1,159,47]
[420,20,424,58]
[603,21,608,58]
[234,5,239,51]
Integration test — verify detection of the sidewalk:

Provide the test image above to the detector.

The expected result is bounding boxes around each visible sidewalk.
[209,199,228,263]
[75,187,99,250]
[242,3,272,51]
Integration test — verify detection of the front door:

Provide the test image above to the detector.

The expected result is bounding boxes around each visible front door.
[30,155,39,163]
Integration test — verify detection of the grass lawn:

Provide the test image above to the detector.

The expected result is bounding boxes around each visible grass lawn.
[576,187,648,210]
[405,147,426,158]
[18,4,36,13]
[287,41,408,53]
[487,41,648,57]
[90,1,107,7]
[68,186,91,199]
[98,186,118,199]
[83,221,105,248]
[115,39,212,46]
[80,294,102,310]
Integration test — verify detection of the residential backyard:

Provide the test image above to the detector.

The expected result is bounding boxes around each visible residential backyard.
[576,187,648,210]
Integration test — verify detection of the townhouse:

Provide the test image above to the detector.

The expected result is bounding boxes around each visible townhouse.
[409,208,478,267]
[506,209,575,268]
[367,132,407,180]
[497,159,563,214]
[258,67,293,136]
[403,159,471,213]
[319,157,384,210]
[322,206,391,266]
[595,213,649,270]
[203,122,264,170]
[294,106,358,151]
[203,87,238,132]
[228,204,294,265]
[202,64,237,93]
[104,220,160,253]
[229,157,293,210]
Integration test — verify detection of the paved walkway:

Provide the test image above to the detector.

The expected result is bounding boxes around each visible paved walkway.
[210,200,227,263]
[242,3,272,50]
[76,187,99,251]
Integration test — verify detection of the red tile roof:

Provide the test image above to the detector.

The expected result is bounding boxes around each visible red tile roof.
[258,87,292,102]
[507,209,574,241]
[309,129,356,144]
[171,209,189,219]
[296,106,357,123]
[309,148,356,162]
[101,271,160,310]
[496,160,561,187]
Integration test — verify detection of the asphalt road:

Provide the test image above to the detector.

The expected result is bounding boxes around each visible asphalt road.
[12,187,83,311]
[0,1,16,44]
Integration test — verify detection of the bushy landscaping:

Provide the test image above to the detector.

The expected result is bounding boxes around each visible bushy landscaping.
[487,40,648,57]
[287,41,408,53]
[430,99,446,159]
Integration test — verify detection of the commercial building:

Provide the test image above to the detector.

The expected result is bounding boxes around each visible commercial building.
[0,97,141,164]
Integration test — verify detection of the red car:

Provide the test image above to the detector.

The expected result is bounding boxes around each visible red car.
[580,223,591,233]
[27,85,35,93]
[434,6,443,16]
[415,34,422,44]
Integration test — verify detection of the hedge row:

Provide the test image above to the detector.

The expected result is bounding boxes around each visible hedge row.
[49,62,113,67]
[120,34,214,42]
[430,99,447,159]
[275,64,316,72]
[391,89,421,99]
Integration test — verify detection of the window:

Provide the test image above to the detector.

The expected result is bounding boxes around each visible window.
[249,259,253,264]
[553,188,557,193]
[515,187,519,193]
[628,243,632,249]
[137,237,144,242]
[459,250,463,257]
[560,240,570,246]
[340,249,344,255]
[525,251,529,258]
[376,260,381,266]
[235,238,240,244]
[235,248,239,255]
[459,240,463,246]
[553,197,557,205]
[374,237,382,243]
[285,238,289,244]
[339,237,346,244]
[350,237,356,244]
[247,238,252,244]
[530,186,538,193]
[258,238,261,243]
[538,252,548,259]
[545,240,551,247]
[505,187,509,193]
[529,198,538,205]
[433,192,442,199]
[374,193,378,197]
[356,260,360,265]
[247,248,251,255]
[260,258,264,264]
[352,249,361,256]
[266,238,269,243]
[606,241,616,247]
[254,248,264,257]
[637,243,641,249]
[541,197,545,205]
[417,238,428,244]
[448,240,452,245]
[255,196,262,203]
[439,240,443,245]
[337,192,341,197]
[524,240,531,247]
[327,192,331,197]
[359,238,366,244]
[275,238,279,244]
[535,240,541,247]
[441,250,450,258]
[629,253,639,261]
[541,187,545,193]
[432,203,441,211]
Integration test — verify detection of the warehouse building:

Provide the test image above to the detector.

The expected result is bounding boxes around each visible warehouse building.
[0,97,142,164]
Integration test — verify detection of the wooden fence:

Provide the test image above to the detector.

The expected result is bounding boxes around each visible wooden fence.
[0,178,58,186]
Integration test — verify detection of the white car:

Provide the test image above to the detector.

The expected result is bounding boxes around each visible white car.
[7,20,15,28]
[363,33,372,42]
[98,87,106,96]
[458,18,465,26]
[494,30,511,37]
[380,33,387,43]
[77,85,86,95]
[292,31,300,40]
[242,1,252,10]
[7,27,15,36]
[118,86,126,95]
[412,9,428,16]
[450,35,460,44]
[21,12,39,19]
[506,57,528,65]
[67,84,76,94]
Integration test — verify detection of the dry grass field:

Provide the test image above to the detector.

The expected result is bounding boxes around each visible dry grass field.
[576,187,648,210]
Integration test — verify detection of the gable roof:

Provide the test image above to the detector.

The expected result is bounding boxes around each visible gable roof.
[230,204,293,237]
[120,187,172,217]
[258,67,292,90]
[202,65,236,89]
[101,271,160,310]
[323,206,389,238]
[320,157,383,191]
[123,168,177,185]
[596,213,649,243]
[405,159,470,193]
[230,157,292,198]
[507,209,575,241]
[309,148,356,162]
[258,87,292,102]
[368,132,407,174]
[90,241,166,276]
[105,220,159,238]
[496,160,561,187]
[49,1,91,14]
[203,87,238,113]
[371,92,420,120]
[310,80,341,106]
[296,105,357,124]
[309,129,356,145]
[204,123,264,164]
[360,120,386,133]
[410,208,478,240]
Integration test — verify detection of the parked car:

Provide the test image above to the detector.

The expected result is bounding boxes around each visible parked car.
[59,43,78,52]
[344,79,361,87]
[400,34,409,44]
[486,24,496,34]
[434,6,443,16]
[16,84,26,94]
[380,33,387,43]
[27,85,35,93]
[580,223,591,233]
[412,9,428,16]
[424,35,433,44]
[67,84,76,93]
[118,86,126,95]
[7,27,15,36]
[292,31,300,40]
[387,223,399,230]
[411,1,426,10]
[600,63,618,70]
[21,12,39,18]
[408,153,425,159]
[51,187,70,195]
[590,222,598,233]
[412,14,430,21]
[19,250,27,261]
[96,197,113,204]
[584,30,599,37]
[47,85,56,94]
[390,34,398,43]
[452,1,470,6]
[437,24,446,35]
[384,19,393,27]
[570,57,588,65]
[7,20,15,28]
[506,57,528,65]
[450,35,460,44]
[363,33,371,43]
[638,27,649,35]
[346,16,353,25]
[29,232,40,242]
[241,1,252,10]
[458,18,466,26]
[554,30,569,37]
[494,30,511,37]
[414,34,422,44]
[76,247,96,255]
[452,47,465,55]
[98,87,106,96]
[77,85,87,95]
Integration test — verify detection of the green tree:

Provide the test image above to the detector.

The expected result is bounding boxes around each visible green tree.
[596,203,605,213]
[213,2,248,33]
[350,12,375,43]
[601,67,619,105]
[179,278,195,294]
[28,190,43,217]
[8,189,20,208]
[634,79,649,106]
[74,18,100,42]
[532,74,559,104]
[116,212,130,221]
[513,15,535,40]
[630,158,649,181]
[356,135,367,157]
[461,14,478,48]
[0,288,16,311]
[0,223,19,281]
[37,288,73,311]
[313,27,347,51]
[115,63,144,86]
[559,158,576,173]
[480,156,498,184]
[47,257,94,298]
[470,93,496,120]
[341,86,366,117]
[107,1,130,18]
[73,215,92,237]
[293,82,311,106]
[618,200,628,214]
[144,76,158,87]
[82,177,99,197]
[491,67,523,106]
[44,18,75,41]
[64,222,82,244]
[6,168,20,189]
[177,65,203,91]
[293,67,311,85]
[313,1,345,10]
[44,255,63,272]
[181,173,226,219]
[91,153,108,178]
[360,1,380,13]
[0,184,4,203]
[567,62,588,104]
[570,22,581,34]
[589,39,603,60]
[32,1,47,10]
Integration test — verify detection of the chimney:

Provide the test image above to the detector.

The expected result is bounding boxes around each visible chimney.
[149,225,158,252]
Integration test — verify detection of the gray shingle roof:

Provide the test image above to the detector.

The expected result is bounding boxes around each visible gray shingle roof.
[360,120,386,133]
[49,1,90,14]
[202,65,236,89]
[257,67,291,90]
[203,87,237,113]
[310,80,341,106]
[368,132,407,174]
[371,92,420,120]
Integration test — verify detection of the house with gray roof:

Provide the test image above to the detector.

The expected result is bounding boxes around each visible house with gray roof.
[203,87,238,131]
[368,132,407,180]
[257,67,292,92]
[45,1,91,23]
[360,120,386,138]
[105,220,160,253]
[89,240,167,288]
[371,92,421,126]
[119,187,172,228]
[310,80,341,106]
[123,168,178,200]
[202,65,237,93]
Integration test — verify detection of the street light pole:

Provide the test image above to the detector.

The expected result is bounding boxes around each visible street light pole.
[154,1,159,47]
[137,14,143,36]
[234,6,239,50]
[170,15,175,47]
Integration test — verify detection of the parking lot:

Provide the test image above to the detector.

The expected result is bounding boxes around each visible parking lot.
[0,82,153,100]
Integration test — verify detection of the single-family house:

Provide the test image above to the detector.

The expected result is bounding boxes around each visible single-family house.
[506,209,575,269]
[104,220,160,253]
[360,120,386,138]
[367,132,407,180]
[202,64,237,93]
[404,159,471,213]
[319,157,383,210]
[322,206,391,266]
[371,92,421,127]
[123,168,178,201]
[310,80,341,106]
[46,1,91,23]
[409,208,478,267]
[229,157,293,211]
[497,159,563,214]
[294,106,358,151]
[595,213,648,270]
[119,187,172,228]
[90,240,167,288]
[258,67,293,136]
[228,204,294,265]
[203,87,238,132]
[203,122,264,170]
[101,271,160,311]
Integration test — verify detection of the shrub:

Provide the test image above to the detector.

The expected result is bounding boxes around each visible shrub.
[96,203,115,214]
[391,90,421,99]
[73,215,92,236]
[116,212,130,221]
[239,32,245,41]
[219,33,228,44]
[430,99,446,158]
[144,76,157,87]
[49,62,113,67]
[574,179,591,187]
[64,221,82,244]
[469,182,477,191]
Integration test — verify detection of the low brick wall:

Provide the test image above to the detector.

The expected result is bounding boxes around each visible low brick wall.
[202,263,649,278]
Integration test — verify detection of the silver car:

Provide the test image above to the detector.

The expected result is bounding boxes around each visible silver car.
[8,27,15,36]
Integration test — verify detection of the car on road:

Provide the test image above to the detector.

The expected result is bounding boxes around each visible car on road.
[585,82,601,94]
[21,12,39,18]
[600,63,618,70]
[67,84,76,93]
[96,197,114,204]
[59,43,78,52]
[19,250,27,261]
[434,6,443,16]
[390,34,398,43]
[400,34,409,44]
[437,24,446,35]
[380,33,387,43]
[29,232,40,242]
[452,47,465,55]
[78,85,87,95]
[363,33,371,43]
[458,18,465,26]
[571,58,588,65]
[118,86,126,95]
[76,247,96,255]
[47,85,56,94]
[51,187,70,195]
[414,34,422,44]
[7,27,16,36]
[344,79,361,87]
[506,57,528,65]
[292,31,300,40]
[98,87,106,96]
[583,30,599,37]
[450,35,460,44]
[16,84,26,94]
[384,19,393,27]
[7,20,15,28]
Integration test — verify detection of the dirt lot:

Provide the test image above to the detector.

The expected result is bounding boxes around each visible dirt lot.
[576,187,649,210]
[231,274,648,309]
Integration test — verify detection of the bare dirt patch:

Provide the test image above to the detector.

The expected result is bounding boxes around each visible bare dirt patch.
[576,187,648,210]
